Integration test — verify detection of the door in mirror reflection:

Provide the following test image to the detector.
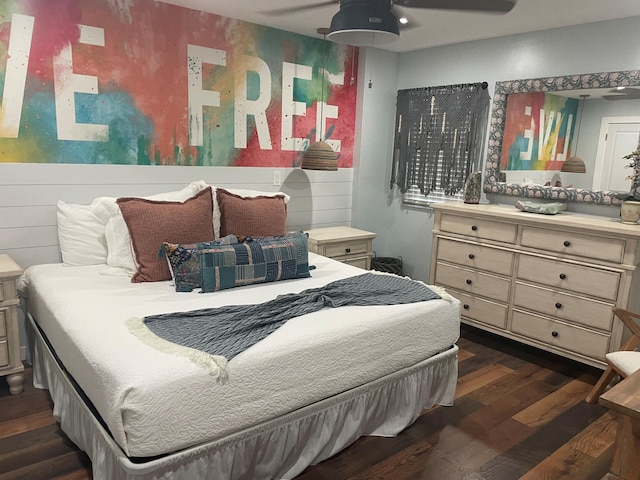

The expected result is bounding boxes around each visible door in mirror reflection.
[593,117,640,192]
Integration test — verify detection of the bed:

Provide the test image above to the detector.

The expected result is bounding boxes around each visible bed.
[19,182,461,479]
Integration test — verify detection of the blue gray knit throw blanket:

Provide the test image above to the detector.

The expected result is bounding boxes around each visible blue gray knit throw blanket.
[127,272,440,382]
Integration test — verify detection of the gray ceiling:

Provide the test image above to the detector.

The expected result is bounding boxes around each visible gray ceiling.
[159,0,640,52]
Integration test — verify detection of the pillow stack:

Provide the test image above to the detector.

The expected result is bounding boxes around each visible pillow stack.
[55,181,311,292]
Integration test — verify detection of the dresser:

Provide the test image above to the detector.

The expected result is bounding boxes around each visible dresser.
[0,254,24,394]
[306,226,377,269]
[429,202,640,368]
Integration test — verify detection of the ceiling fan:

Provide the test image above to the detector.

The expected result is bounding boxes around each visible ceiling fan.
[602,87,640,101]
[262,0,517,46]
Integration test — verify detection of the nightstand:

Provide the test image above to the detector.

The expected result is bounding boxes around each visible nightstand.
[0,254,24,395]
[306,226,377,270]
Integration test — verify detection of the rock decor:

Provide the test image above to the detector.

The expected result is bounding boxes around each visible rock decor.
[484,69,640,206]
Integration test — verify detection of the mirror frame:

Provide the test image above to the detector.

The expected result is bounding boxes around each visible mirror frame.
[483,69,640,205]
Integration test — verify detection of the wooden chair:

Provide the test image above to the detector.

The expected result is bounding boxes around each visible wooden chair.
[586,308,640,404]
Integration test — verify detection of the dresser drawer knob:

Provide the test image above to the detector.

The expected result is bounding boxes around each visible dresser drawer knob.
[563,240,571,247]
[471,225,478,231]
[463,304,469,310]
[345,248,351,253]
[555,302,562,309]
[468,253,475,259]
[559,273,567,280]
[551,331,559,337]
[466,279,473,285]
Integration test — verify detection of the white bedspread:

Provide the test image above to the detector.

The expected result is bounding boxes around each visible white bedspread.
[20,253,460,458]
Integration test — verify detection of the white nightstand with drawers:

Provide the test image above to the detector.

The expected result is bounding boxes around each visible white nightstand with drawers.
[306,226,377,270]
[0,254,24,394]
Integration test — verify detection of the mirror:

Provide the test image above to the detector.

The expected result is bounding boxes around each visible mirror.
[484,69,640,205]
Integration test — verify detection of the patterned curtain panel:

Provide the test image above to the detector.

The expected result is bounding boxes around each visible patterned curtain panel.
[390,82,490,200]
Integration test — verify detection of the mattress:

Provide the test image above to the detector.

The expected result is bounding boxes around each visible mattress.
[20,253,460,458]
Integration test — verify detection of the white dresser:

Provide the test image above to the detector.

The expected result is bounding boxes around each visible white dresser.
[429,202,640,368]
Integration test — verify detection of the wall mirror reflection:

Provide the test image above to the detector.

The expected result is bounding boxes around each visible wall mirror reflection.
[484,70,640,205]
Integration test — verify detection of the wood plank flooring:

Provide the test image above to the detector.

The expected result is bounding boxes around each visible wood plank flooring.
[0,325,617,479]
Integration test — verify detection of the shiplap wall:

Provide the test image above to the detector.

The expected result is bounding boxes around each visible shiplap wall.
[0,163,354,270]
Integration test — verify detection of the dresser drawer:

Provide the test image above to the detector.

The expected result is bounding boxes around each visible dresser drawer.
[440,214,517,244]
[437,238,514,276]
[521,226,625,263]
[452,290,508,329]
[435,262,511,302]
[512,310,610,361]
[513,282,615,331]
[517,255,620,301]
[0,340,8,367]
[322,240,370,259]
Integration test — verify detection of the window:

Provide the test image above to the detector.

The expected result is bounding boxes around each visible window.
[390,82,490,206]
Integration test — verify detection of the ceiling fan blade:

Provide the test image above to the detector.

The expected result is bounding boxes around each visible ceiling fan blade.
[260,1,339,17]
[603,93,640,101]
[393,0,516,13]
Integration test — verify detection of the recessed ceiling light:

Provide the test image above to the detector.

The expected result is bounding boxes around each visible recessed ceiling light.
[399,17,408,24]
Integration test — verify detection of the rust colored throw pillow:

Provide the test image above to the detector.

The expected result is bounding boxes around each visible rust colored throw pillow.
[217,188,287,238]
[117,187,215,283]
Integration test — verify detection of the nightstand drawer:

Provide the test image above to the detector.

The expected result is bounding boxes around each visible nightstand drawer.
[0,279,18,306]
[0,309,6,338]
[434,262,511,303]
[440,214,517,244]
[343,257,369,269]
[512,310,610,361]
[437,238,514,275]
[517,255,620,301]
[452,290,508,329]
[521,226,625,263]
[323,240,370,258]
[0,340,8,367]
[514,282,615,331]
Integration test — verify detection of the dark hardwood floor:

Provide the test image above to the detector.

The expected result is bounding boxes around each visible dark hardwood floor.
[0,325,617,480]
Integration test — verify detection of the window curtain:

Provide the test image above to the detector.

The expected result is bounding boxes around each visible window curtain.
[390,82,490,198]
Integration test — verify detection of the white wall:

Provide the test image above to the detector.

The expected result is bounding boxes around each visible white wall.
[0,164,354,270]
[352,15,640,283]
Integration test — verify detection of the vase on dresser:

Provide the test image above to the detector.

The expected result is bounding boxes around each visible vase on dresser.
[621,200,640,224]
[463,171,482,204]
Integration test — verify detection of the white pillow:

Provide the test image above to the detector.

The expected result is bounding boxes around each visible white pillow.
[91,180,209,275]
[211,187,291,238]
[57,201,108,266]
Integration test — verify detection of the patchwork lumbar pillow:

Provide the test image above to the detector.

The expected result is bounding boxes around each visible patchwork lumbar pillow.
[162,235,238,292]
[198,231,311,293]
[117,187,215,283]
[216,188,287,238]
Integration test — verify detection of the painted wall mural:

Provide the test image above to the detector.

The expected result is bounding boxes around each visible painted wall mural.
[0,0,358,167]
[500,92,578,171]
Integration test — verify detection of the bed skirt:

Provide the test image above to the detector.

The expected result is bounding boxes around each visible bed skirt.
[27,312,459,480]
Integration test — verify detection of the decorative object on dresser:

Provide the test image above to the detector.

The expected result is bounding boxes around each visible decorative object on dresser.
[463,171,482,204]
[515,200,567,215]
[429,202,640,368]
[0,254,24,394]
[620,149,640,224]
[306,226,377,270]
[621,200,640,224]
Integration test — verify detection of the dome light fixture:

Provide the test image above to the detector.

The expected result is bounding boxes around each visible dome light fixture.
[327,0,400,47]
